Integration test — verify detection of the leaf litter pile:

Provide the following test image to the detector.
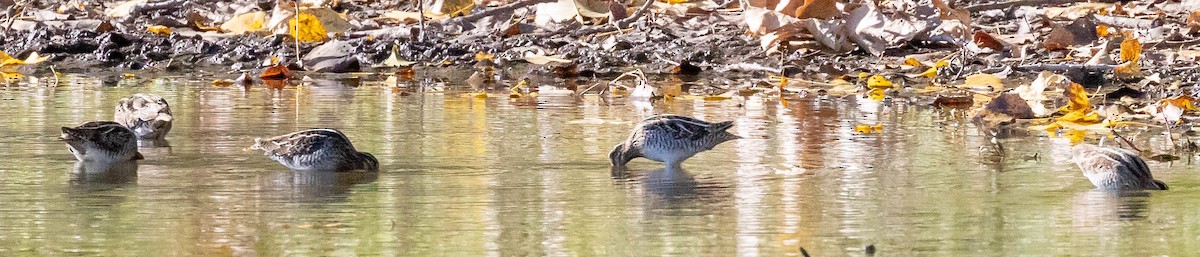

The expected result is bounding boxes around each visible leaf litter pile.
[2,0,1200,154]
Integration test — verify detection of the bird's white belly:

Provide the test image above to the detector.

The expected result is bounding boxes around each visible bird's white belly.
[641,145,694,164]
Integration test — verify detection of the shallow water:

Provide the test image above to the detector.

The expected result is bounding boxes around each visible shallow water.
[1,75,1199,256]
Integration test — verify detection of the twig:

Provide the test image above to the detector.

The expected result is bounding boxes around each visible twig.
[1110,128,1142,152]
[1094,15,1162,29]
[443,0,555,25]
[293,0,302,66]
[1013,63,1118,72]
[417,0,426,42]
[964,0,1120,13]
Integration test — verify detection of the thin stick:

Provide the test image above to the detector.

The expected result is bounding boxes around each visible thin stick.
[965,0,1121,12]
[294,0,303,66]
[1110,128,1142,152]
[417,0,426,42]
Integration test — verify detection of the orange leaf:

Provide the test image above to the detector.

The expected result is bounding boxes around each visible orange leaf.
[1119,37,1141,63]
[794,0,841,19]
[1162,95,1197,111]
[260,63,293,79]
[1113,61,1142,80]
[1059,82,1091,114]
[972,31,1007,51]
[1095,24,1109,37]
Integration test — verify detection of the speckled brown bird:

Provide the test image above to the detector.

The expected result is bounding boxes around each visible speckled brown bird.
[251,129,378,172]
[1071,144,1167,191]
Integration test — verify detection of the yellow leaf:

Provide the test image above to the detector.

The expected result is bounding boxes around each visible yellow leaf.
[1056,82,1102,124]
[903,57,921,67]
[918,67,938,78]
[961,73,1004,92]
[474,52,494,62]
[867,75,892,89]
[2,72,23,82]
[1059,110,1101,124]
[289,13,328,43]
[703,95,732,101]
[857,72,869,79]
[1096,24,1109,37]
[147,25,172,35]
[1064,129,1087,143]
[0,51,50,73]
[1120,37,1141,63]
[430,0,476,17]
[854,123,883,133]
[1113,61,1141,80]
[1059,82,1092,114]
[221,11,266,34]
[867,88,886,101]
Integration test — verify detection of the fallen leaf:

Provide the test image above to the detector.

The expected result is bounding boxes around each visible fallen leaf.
[104,0,147,18]
[744,6,802,35]
[1044,3,1111,20]
[429,0,476,17]
[384,52,415,67]
[1057,82,1100,124]
[523,51,572,65]
[1189,11,1200,34]
[1119,37,1141,63]
[147,25,172,35]
[1044,18,1098,51]
[932,95,973,108]
[1095,24,1110,37]
[220,11,266,34]
[794,0,841,19]
[973,31,1009,52]
[535,0,580,26]
[379,10,424,24]
[867,75,892,89]
[854,123,883,133]
[981,93,1036,119]
[960,73,1004,92]
[0,51,50,73]
[1113,61,1142,81]
[289,13,328,43]
[1013,72,1069,117]
[260,62,294,79]
[844,5,922,56]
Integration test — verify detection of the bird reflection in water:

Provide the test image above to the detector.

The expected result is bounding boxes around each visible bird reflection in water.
[266,170,379,202]
[70,160,139,191]
[1071,190,1154,230]
[614,166,730,210]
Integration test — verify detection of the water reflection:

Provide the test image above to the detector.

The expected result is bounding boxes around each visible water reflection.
[2,74,1200,255]
[264,171,378,202]
[1071,190,1154,223]
[70,160,138,189]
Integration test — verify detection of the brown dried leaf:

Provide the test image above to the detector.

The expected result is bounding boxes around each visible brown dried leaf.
[794,0,841,19]
[1043,18,1098,51]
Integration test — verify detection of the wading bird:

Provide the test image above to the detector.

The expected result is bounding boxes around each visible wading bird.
[1071,144,1167,191]
[251,129,378,172]
[610,115,739,170]
[61,121,142,167]
[114,93,173,145]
